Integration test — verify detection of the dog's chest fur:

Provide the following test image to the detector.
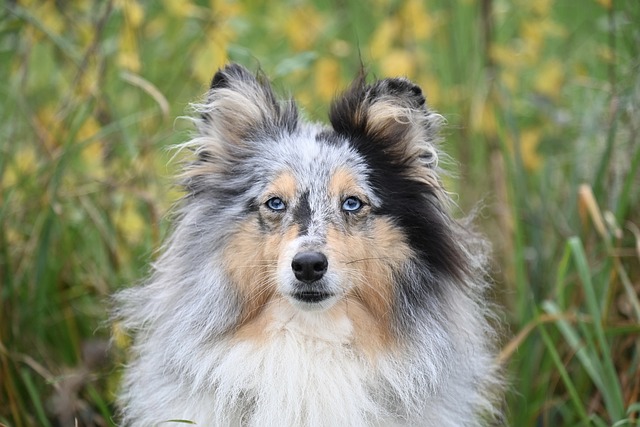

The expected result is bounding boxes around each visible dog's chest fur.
[181,305,400,427]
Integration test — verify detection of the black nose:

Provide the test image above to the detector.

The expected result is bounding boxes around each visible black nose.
[291,251,328,283]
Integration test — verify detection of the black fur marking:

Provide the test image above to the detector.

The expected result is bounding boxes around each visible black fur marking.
[391,262,446,337]
[328,75,368,139]
[362,146,466,284]
[328,78,468,289]
[210,63,254,90]
[246,198,260,213]
[257,212,269,232]
[292,191,311,236]
[369,78,426,108]
[315,130,345,147]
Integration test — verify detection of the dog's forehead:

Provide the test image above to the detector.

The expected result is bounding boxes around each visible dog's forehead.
[267,127,367,191]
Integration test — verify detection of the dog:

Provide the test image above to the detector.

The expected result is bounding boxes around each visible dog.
[115,63,502,426]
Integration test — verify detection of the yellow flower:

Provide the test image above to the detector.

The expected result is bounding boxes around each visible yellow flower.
[379,50,416,78]
[597,45,614,63]
[120,0,144,28]
[330,40,351,58]
[192,26,235,83]
[370,18,400,59]
[33,2,65,37]
[534,59,564,99]
[2,148,38,188]
[420,77,441,109]
[115,197,146,244]
[314,58,341,102]
[76,59,100,98]
[118,25,141,72]
[400,0,434,41]
[210,0,244,17]
[284,5,324,51]
[77,117,100,142]
[117,0,144,72]
[470,100,498,138]
[490,44,522,69]
[163,0,197,17]
[112,321,131,349]
[77,21,95,51]
[78,117,106,180]
[520,21,545,64]
[520,129,543,172]
[35,106,60,151]
[296,91,313,113]
[530,0,553,15]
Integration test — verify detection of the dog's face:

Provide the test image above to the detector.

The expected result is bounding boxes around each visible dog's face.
[184,64,466,328]
[216,120,408,321]
[244,141,407,314]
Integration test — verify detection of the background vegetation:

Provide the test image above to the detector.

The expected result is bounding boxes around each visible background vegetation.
[1,0,639,425]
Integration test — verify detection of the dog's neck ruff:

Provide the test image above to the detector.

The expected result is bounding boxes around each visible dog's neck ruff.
[207,304,385,426]
[133,295,488,427]
[136,301,434,426]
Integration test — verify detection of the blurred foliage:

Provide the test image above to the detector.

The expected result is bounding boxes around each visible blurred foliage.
[1,0,639,426]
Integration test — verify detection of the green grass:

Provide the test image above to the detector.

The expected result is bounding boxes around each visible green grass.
[1,0,639,425]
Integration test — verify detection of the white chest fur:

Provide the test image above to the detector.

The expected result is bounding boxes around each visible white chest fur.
[194,306,389,426]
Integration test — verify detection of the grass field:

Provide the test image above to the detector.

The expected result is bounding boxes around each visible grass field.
[1,0,639,425]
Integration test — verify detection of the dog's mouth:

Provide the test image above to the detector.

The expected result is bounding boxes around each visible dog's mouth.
[292,291,333,303]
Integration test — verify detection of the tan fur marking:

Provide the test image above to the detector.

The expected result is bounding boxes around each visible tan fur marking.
[365,100,413,156]
[181,161,224,179]
[327,218,412,350]
[363,98,444,191]
[210,85,275,145]
[226,223,299,340]
[223,220,276,326]
[366,100,412,133]
[226,171,298,339]
[340,298,389,359]
[329,167,361,200]
[265,172,297,203]
[367,102,407,143]
[232,296,286,344]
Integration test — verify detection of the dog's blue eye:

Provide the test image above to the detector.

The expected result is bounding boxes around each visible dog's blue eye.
[266,197,286,211]
[342,197,362,212]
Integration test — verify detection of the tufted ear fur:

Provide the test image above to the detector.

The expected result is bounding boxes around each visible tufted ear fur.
[181,64,299,190]
[329,75,441,177]
[193,64,298,158]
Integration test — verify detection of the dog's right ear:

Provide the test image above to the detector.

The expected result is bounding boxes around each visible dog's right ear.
[182,64,298,193]
[197,64,298,148]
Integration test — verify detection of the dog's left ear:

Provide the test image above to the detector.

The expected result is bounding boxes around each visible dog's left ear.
[329,76,440,171]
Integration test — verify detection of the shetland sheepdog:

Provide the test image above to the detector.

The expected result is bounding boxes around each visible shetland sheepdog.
[115,63,502,426]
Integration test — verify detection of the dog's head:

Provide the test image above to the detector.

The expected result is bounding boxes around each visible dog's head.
[183,64,469,333]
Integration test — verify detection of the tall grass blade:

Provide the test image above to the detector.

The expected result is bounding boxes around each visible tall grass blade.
[542,300,605,392]
[538,321,591,424]
[20,368,52,427]
[567,237,625,421]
